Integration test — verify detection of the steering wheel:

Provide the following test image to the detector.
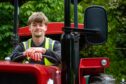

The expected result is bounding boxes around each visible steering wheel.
[12,55,58,64]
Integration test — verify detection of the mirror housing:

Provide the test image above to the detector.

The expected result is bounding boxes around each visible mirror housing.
[84,6,108,44]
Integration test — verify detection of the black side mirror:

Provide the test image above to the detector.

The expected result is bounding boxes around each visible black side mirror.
[84,6,108,44]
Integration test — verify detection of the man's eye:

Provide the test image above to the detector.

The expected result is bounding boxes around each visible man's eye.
[32,24,36,26]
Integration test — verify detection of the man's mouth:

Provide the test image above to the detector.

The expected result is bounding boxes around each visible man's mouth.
[35,30,42,32]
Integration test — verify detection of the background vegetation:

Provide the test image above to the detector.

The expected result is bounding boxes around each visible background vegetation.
[0,0,126,83]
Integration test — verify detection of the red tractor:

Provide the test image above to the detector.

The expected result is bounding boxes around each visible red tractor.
[0,0,115,84]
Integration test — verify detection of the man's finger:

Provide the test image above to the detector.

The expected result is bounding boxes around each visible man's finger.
[38,53,42,61]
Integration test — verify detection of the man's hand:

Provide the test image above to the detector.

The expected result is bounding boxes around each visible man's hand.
[30,52,42,61]
[23,47,46,61]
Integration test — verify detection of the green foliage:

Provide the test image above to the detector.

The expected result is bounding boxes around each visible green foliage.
[0,2,13,59]
[19,0,64,27]
[107,0,126,81]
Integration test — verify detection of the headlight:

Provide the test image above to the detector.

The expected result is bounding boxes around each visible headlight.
[101,59,107,66]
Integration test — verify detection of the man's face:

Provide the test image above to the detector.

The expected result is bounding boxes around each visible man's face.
[29,22,47,38]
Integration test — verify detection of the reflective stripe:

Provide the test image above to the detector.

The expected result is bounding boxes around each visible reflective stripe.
[44,37,55,66]
[23,39,32,61]
[23,42,26,50]
[52,41,55,49]
[23,39,31,50]
[44,58,53,66]
[45,38,49,49]
[45,37,55,50]
[23,38,55,66]
[28,39,31,49]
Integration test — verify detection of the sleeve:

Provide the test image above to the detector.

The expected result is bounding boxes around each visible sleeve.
[10,43,25,61]
[45,40,61,64]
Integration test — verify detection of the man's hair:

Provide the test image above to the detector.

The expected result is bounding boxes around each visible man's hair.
[27,12,48,25]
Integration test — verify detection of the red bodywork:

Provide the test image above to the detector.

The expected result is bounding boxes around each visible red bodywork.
[0,22,110,84]
[18,22,84,36]
[0,61,61,84]
[79,57,110,84]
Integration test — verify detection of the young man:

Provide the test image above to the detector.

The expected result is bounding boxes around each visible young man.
[11,12,61,66]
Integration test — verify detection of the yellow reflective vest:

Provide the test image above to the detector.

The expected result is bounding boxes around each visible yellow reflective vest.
[23,37,55,66]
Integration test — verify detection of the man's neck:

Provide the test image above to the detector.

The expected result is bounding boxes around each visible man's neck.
[32,36,45,46]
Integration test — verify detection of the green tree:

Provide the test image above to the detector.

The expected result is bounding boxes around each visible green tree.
[0,2,13,59]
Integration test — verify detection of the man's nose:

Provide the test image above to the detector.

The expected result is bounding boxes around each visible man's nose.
[36,25,41,29]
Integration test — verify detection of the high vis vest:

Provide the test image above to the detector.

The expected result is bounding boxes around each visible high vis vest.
[23,37,55,66]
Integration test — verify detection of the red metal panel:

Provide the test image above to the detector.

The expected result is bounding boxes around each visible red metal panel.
[0,61,61,84]
[80,57,110,69]
[18,22,84,37]
[79,57,110,84]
